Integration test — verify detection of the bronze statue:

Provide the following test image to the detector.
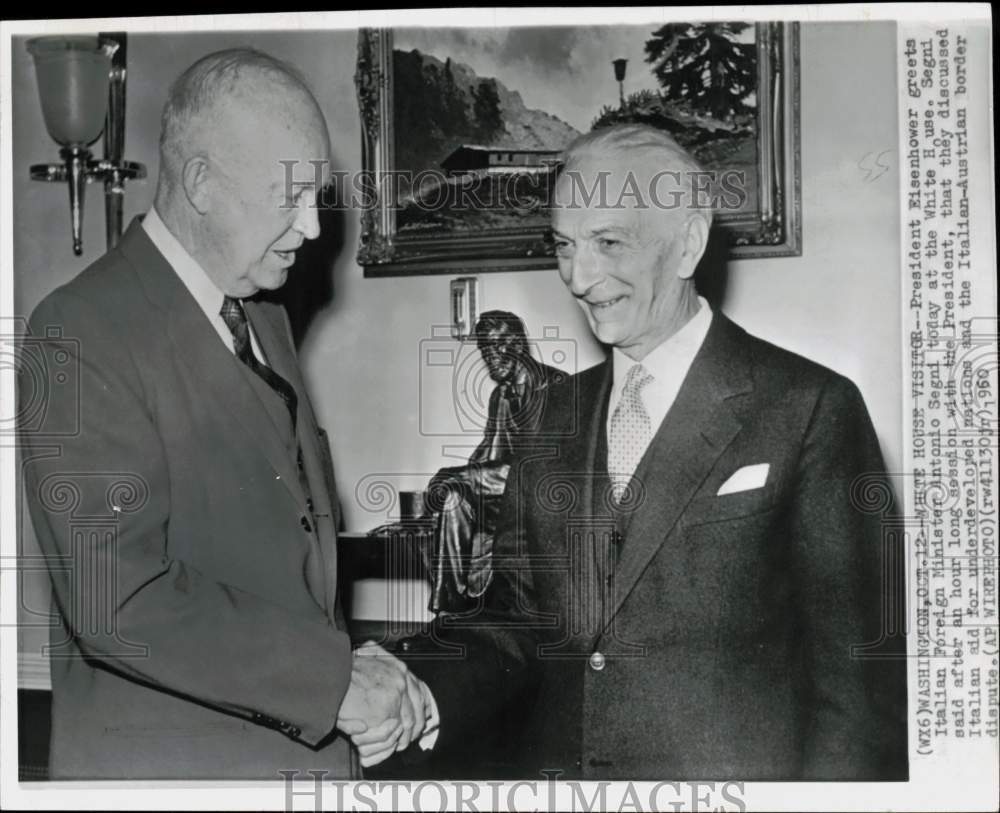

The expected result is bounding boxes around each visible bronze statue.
[424,311,562,613]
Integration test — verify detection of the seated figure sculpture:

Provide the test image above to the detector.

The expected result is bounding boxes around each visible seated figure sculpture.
[423,311,562,613]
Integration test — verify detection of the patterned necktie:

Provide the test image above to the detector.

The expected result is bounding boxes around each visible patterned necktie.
[220,296,298,430]
[608,363,654,502]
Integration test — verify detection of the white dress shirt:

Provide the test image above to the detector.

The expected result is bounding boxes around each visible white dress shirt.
[606,297,713,479]
[142,207,266,363]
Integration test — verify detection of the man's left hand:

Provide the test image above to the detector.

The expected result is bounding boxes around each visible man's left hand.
[347,641,439,767]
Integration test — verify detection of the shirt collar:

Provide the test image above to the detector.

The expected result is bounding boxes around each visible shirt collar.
[142,206,228,318]
[611,296,713,392]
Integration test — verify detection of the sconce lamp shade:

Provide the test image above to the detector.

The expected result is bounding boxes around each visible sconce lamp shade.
[27,36,117,147]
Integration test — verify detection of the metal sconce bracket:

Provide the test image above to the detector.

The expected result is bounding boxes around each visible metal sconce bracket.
[29,32,146,256]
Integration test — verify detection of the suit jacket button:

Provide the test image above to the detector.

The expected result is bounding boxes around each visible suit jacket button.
[300,516,312,533]
[589,651,606,671]
[306,497,314,512]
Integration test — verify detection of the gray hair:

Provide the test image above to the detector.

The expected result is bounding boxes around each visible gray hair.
[559,124,714,226]
[158,48,320,182]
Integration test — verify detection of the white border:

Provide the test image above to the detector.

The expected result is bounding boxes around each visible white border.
[1,4,995,811]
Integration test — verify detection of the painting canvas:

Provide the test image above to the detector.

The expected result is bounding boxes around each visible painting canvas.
[356,23,800,276]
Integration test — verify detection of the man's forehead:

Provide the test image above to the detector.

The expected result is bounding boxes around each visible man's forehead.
[553,159,687,236]
[550,195,648,236]
[258,129,330,193]
[557,149,658,185]
[554,156,669,215]
[227,87,328,145]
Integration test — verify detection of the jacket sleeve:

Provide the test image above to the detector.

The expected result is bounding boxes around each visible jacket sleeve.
[789,374,909,779]
[20,290,352,746]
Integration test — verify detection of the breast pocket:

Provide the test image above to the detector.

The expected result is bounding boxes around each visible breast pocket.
[682,482,778,528]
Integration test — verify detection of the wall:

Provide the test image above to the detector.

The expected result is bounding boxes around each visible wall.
[11,22,901,664]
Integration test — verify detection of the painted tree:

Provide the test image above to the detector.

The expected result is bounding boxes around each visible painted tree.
[644,22,756,122]
[441,58,470,133]
[591,90,685,138]
[470,78,504,143]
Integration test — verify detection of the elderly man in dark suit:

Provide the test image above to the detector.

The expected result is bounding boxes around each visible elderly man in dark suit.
[387,124,908,780]
[21,48,433,779]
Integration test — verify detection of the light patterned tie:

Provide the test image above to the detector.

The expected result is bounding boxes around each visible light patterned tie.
[608,363,654,502]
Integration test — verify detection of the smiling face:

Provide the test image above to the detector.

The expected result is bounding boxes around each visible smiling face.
[197,91,330,298]
[552,150,710,361]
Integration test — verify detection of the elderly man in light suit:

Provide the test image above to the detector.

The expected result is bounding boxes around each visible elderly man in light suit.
[21,48,433,779]
[394,124,907,780]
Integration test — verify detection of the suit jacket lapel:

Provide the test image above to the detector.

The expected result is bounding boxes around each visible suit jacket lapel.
[244,299,333,526]
[607,313,754,623]
[534,362,610,555]
[245,299,340,613]
[532,361,615,651]
[577,361,614,525]
[118,220,305,510]
[580,364,617,588]
[241,300,300,440]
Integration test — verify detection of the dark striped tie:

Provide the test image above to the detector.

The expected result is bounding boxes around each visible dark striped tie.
[220,296,298,430]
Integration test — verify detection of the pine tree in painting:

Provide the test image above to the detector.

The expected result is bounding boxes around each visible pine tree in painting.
[644,22,756,122]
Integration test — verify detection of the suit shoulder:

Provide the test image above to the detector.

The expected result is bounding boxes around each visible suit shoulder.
[534,360,606,431]
[539,361,572,391]
[30,248,144,333]
[558,359,607,401]
[29,245,166,361]
[570,360,608,387]
[732,321,864,404]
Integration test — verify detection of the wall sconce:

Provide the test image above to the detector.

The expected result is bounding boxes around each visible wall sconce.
[27,33,145,256]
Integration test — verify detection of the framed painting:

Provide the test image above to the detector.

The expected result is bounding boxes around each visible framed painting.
[354,22,800,277]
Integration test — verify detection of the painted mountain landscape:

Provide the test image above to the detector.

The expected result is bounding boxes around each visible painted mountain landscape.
[392,48,580,235]
[391,24,760,238]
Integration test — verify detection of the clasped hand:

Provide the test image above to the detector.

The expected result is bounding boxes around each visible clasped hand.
[336,641,437,767]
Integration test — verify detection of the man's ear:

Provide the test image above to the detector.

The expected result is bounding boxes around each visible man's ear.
[677,214,710,281]
[180,155,212,215]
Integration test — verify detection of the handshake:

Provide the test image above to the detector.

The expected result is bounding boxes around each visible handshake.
[336,641,439,767]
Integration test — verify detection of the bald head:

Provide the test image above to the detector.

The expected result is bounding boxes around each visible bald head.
[551,124,713,360]
[558,123,714,232]
[153,49,331,298]
[158,48,328,193]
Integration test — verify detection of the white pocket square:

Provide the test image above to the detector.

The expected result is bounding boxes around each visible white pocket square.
[717,464,770,495]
